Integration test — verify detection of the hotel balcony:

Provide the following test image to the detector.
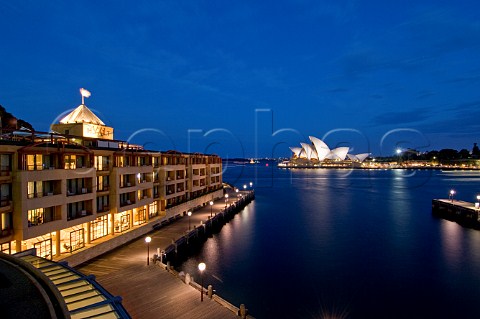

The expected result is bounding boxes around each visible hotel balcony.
[0,167,11,182]
[136,195,152,207]
[120,181,134,188]
[67,209,92,221]
[0,227,13,238]
[23,219,65,241]
[96,205,110,214]
[165,177,176,185]
[114,164,152,176]
[96,185,110,194]
[0,197,12,212]
[120,199,136,209]
[25,193,64,211]
[67,187,91,196]
[136,180,153,191]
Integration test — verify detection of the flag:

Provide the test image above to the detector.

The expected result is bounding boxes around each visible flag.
[80,88,91,98]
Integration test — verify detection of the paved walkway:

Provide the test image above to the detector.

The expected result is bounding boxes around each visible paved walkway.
[77,189,253,319]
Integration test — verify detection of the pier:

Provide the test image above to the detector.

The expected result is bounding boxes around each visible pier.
[432,199,480,228]
[161,192,254,266]
[77,189,255,319]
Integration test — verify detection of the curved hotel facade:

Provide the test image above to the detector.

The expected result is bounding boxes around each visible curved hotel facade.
[0,98,223,261]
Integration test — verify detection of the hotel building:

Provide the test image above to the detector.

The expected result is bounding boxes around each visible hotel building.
[0,101,223,260]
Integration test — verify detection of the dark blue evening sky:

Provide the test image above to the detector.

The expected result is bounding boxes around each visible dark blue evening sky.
[1,1,480,158]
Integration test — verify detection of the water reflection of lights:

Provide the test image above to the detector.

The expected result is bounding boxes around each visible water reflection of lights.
[468,230,480,261]
[440,221,463,269]
[392,168,416,179]
[240,205,249,221]
[179,198,255,291]
[204,238,219,263]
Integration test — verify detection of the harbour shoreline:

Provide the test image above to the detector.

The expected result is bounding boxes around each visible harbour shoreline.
[75,188,256,318]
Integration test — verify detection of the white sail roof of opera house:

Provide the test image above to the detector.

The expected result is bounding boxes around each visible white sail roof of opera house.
[289,147,303,157]
[300,143,318,160]
[59,104,105,125]
[326,146,349,160]
[309,136,330,160]
[347,153,370,162]
[290,136,370,162]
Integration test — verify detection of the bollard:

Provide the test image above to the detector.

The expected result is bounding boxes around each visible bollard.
[185,273,191,285]
[207,285,213,299]
[166,261,170,272]
[239,304,247,319]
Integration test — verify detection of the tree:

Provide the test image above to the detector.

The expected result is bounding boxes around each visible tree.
[438,149,459,160]
[0,104,34,131]
[473,143,480,157]
[458,149,471,159]
[426,150,439,160]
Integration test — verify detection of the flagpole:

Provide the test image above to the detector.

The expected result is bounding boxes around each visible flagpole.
[80,88,91,105]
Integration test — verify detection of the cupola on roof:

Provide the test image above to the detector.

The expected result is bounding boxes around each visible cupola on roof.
[59,104,105,125]
[51,88,114,140]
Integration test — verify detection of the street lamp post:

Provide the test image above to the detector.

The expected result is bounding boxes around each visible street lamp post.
[249,182,253,188]
[396,148,402,165]
[187,211,192,230]
[449,189,456,202]
[243,184,247,190]
[198,262,206,302]
[209,201,213,217]
[145,236,151,265]
[225,194,229,208]
[476,195,480,211]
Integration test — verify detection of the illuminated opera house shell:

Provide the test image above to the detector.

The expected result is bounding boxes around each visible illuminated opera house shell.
[289,136,369,162]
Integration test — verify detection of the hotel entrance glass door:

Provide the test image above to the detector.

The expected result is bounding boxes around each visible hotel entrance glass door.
[34,239,52,259]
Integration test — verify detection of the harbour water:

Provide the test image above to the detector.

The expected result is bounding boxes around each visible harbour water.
[178,164,480,318]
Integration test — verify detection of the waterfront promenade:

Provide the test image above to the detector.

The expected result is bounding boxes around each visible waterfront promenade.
[77,189,254,319]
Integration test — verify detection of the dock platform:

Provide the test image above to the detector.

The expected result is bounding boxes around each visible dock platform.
[432,199,480,228]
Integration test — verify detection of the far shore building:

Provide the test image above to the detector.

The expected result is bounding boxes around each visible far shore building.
[284,136,370,167]
[0,99,223,261]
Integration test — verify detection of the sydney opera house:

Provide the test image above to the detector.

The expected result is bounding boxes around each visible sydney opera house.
[282,136,370,167]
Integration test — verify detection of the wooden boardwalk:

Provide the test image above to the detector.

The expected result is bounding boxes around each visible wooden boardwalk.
[77,190,251,319]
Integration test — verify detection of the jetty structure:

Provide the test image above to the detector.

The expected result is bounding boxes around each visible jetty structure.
[432,192,480,228]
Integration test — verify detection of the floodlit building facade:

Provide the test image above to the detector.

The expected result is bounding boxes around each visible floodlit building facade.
[0,100,223,259]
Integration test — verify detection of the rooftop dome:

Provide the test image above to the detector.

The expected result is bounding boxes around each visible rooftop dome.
[59,104,105,125]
